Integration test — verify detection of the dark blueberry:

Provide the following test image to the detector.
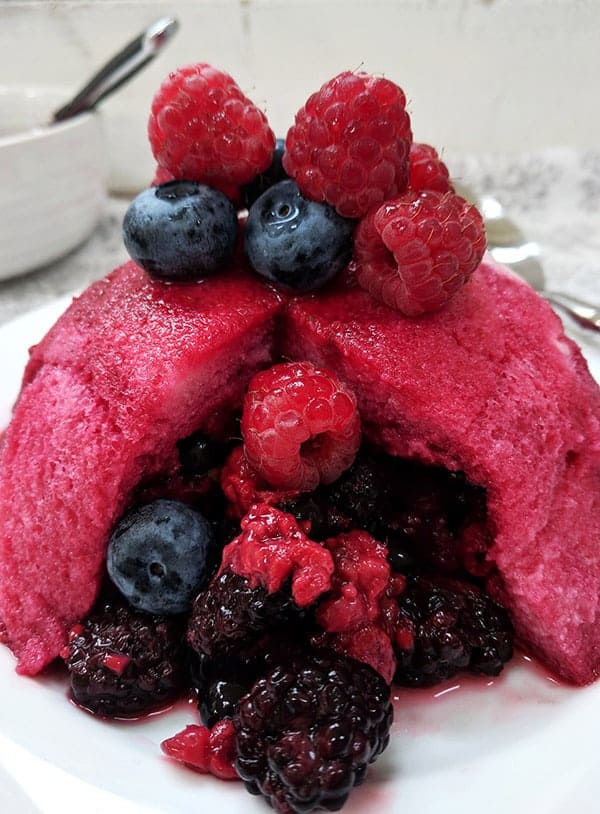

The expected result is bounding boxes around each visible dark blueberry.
[245,179,354,291]
[107,499,213,615]
[242,138,288,208]
[122,181,237,282]
[234,649,392,813]
[177,430,231,478]
[67,600,187,717]
[393,575,514,687]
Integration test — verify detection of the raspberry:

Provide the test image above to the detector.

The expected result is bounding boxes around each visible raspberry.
[66,600,187,717]
[219,504,334,607]
[148,63,275,193]
[393,575,514,687]
[221,446,300,519]
[241,362,361,491]
[234,649,392,813]
[283,71,412,218]
[408,143,454,193]
[354,189,486,316]
[161,720,238,780]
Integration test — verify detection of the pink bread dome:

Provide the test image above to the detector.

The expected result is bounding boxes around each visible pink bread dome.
[0,261,282,675]
[282,259,600,685]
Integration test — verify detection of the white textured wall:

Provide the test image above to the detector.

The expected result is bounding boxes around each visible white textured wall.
[1,0,599,193]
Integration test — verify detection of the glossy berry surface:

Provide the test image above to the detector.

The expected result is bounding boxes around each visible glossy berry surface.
[245,180,354,291]
[162,720,238,780]
[242,137,288,208]
[107,499,213,615]
[234,649,393,813]
[283,71,412,218]
[241,361,361,491]
[354,189,487,316]
[393,575,514,687]
[122,181,237,282]
[67,600,186,717]
[177,430,231,478]
[187,567,304,659]
[408,143,454,193]
[148,63,275,190]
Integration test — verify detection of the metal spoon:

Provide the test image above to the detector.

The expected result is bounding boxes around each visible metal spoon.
[455,182,600,332]
[52,17,179,123]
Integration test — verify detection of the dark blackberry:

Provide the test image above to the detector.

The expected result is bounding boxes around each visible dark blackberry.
[234,649,392,813]
[177,430,232,479]
[281,447,488,578]
[187,568,306,659]
[393,575,514,687]
[67,601,187,717]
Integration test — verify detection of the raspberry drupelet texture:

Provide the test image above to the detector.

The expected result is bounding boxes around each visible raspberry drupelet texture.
[221,446,300,519]
[283,71,412,218]
[234,649,393,814]
[241,361,361,492]
[393,575,514,687]
[408,143,454,193]
[66,600,187,717]
[219,503,335,607]
[354,189,486,316]
[161,720,239,780]
[148,63,275,193]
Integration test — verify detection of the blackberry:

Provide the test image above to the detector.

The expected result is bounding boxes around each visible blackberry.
[67,601,187,717]
[281,447,487,578]
[177,430,232,479]
[234,649,392,813]
[393,575,514,687]
[187,568,305,659]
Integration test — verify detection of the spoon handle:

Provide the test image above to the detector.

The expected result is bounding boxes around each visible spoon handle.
[545,292,600,333]
[52,17,179,123]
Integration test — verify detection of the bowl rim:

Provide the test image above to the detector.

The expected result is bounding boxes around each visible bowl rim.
[0,86,98,149]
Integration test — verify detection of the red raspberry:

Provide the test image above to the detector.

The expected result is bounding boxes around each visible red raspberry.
[161,721,238,780]
[409,143,454,193]
[148,63,275,192]
[354,190,486,316]
[220,446,299,519]
[241,361,361,491]
[283,71,412,218]
[220,503,334,607]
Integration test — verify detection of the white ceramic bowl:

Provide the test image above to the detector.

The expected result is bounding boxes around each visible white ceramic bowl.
[0,87,107,280]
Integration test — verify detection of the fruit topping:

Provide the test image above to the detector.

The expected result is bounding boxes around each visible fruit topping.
[187,567,306,660]
[67,600,186,717]
[283,71,412,218]
[242,137,288,208]
[280,447,487,580]
[393,575,514,687]
[177,429,232,479]
[107,499,213,615]
[148,63,275,191]
[245,179,354,291]
[162,720,239,780]
[122,180,238,282]
[241,361,361,491]
[354,189,486,316]
[219,503,334,607]
[408,142,454,193]
[233,648,393,813]
[221,445,300,519]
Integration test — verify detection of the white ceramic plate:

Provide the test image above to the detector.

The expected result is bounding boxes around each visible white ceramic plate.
[1,297,600,814]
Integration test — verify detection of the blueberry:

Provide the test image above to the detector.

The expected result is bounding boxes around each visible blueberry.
[244,179,354,291]
[122,181,238,282]
[242,138,287,209]
[107,499,213,615]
